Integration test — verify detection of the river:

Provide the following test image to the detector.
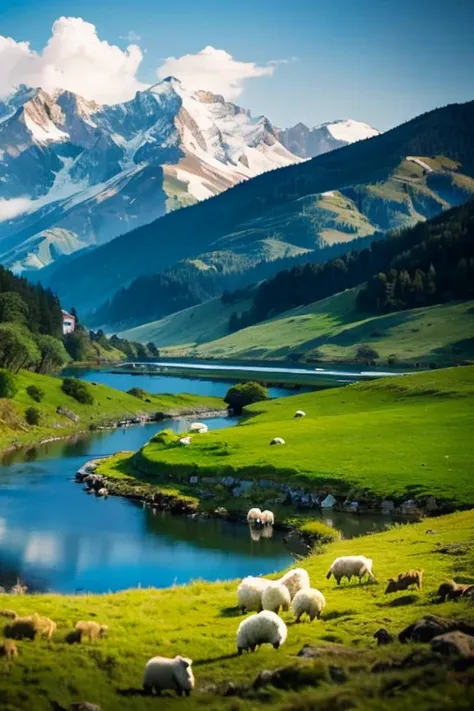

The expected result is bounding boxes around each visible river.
[0,369,393,594]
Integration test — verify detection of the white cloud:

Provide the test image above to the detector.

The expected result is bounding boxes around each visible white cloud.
[120,30,142,42]
[157,45,275,100]
[0,197,34,222]
[0,17,146,104]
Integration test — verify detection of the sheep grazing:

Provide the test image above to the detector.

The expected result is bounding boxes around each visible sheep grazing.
[326,556,375,585]
[247,508,263,525]
[291,588,326,622]
[437,580,474,602]
[65,629,83,645]
[190,422,208,433]
[261,510,275,526]
[262,583,291,615]
[294,410,306,418]
[237,576,269,613]
[4,616,37,640]
[0,610,17,620]
[143,655,195,697]
[277,567,310,600]
[33,614,57,641]
[236,610,287,654]
[270,437,285,445]
[0,638,18,658]
[75,621,108,642]
[385,569,423,594]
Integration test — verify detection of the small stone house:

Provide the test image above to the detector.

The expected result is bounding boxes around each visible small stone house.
[61,309,76,335]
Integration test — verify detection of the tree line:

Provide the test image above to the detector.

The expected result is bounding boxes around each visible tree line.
[227,199,474,333]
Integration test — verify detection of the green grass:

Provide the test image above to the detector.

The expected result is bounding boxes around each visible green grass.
[188,290,474,366]
[133,367,474,507]
[0,370,225,452]
[1,508,474,711]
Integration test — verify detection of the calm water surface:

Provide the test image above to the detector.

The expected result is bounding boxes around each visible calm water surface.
[0,370,392,594]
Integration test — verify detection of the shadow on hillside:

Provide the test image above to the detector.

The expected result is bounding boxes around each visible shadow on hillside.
[425,336,474,362]
[219,606,242,618]
[194,652,238,666]
[377,594,420,608]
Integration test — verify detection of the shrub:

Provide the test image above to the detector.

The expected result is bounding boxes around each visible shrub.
[224,381,269,415]
[0,369,18,398]
[35,335,70,374]
[299,520,341,545]
[25,406,41,426]
[356,344,380,361]
[61,378,94,405]
[26,384,45,402]
[0,324,41,373]
[127,387,147,400]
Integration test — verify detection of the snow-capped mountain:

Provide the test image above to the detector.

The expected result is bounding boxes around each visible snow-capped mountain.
[0,79,300,272]
[278,119,380,158]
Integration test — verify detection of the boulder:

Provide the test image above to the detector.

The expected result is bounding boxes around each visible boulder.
[374,628,394,645]
[57,406,80,423]
[321,494,337,509]
[399,615,474,644]
[189,476,199,485]
[431,631,474,659]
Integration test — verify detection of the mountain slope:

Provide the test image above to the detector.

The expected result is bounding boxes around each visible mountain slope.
[0,80,299,272]
[278,118,380,158]
[39,100,474,314]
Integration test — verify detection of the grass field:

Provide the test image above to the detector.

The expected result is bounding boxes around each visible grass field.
[1,508,473,711]
[185,292,474,366]
[0,370,224,452]
[130,367,474,507]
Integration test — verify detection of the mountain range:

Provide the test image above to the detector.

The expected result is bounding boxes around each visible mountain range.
[35,99,474,327]
[278,119,380,158]
[0,79,377,274]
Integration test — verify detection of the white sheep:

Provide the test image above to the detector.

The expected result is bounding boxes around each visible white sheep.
[261,582,291,614]
[277,567,310,600]
[143,655,195,696]
[236,610,287,654]
[237,576,269,613]
[190,423,208,433]
[247,508,263,525]
[270,437,285,445]
[326,555,375,585]
[261,510,275,526]
[291,588,326,622]
[294,410,306,418]
[75,621,108,641]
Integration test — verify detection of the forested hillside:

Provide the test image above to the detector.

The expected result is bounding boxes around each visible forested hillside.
[40,100,474,316]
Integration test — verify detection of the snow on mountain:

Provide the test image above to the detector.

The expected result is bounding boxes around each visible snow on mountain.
[0,79,301,272]
[279,119,380,158]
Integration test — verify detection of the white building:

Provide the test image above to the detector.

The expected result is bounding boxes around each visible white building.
[61,310,76,335]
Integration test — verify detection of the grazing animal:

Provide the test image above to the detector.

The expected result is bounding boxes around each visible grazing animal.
[326,556,375,585]
[34,614,57,641]
[247,508,263,525]
[294,410,306,418]
[260,510,275,526]
[262,583,291,614]
[190,423,208,433]
[291,588,326,622]
[236,610,287,654]
[65,629,83,644]
[277,568,310,600]
[0,638,18,658]
[437,580,474,601]
[75,621,108,642]
[4,616,37,640]
[237,576,269,613]
[270,437,285,445]
[143,655,195,696]
[385,569,423,593]
[0,610,17,620]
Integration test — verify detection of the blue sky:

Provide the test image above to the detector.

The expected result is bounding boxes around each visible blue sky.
[1,0,473,130]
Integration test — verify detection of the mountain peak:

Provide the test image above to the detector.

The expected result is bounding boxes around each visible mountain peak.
[280,118,379,158]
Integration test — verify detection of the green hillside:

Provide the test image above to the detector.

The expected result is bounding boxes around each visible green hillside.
[2,509,474,711]
[125,367,474,507]
[184,292,474,366]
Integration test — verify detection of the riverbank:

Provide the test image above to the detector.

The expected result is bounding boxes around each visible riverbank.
[0,370,226,454]
[1,509,473,711]
[97,367,474,514]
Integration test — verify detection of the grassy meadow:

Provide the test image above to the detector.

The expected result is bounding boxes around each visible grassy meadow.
[1,509,473,711]
[0,370,224,452]
[128,367,474,507]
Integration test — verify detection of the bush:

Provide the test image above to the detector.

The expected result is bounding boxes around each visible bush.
[61,378,94,405]
[299,520,341,545]
[0,369,18,398]
[26,384,45,403]
[35,335,70,374]
[356,344,380,361]
[127,387,147,400]
[25,406,41,426]
[0,324,41,373]
[224,381,269,415]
